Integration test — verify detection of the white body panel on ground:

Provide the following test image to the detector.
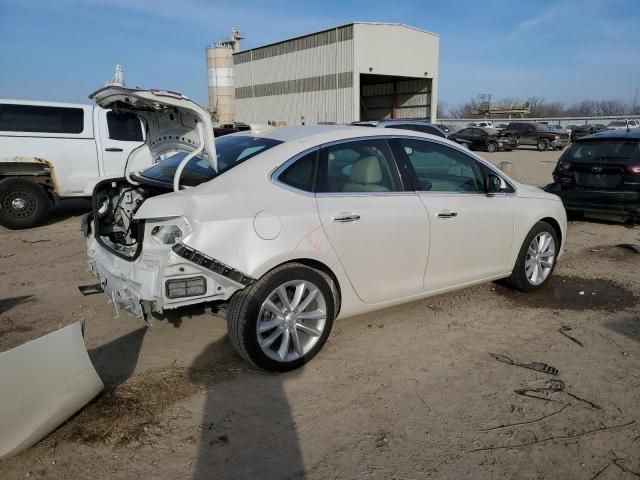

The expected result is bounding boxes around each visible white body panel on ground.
[0,322,103,459]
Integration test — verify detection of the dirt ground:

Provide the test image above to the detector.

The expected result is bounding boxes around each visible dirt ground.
[1,148,639,479]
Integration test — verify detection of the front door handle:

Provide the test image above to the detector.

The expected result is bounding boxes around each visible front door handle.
[437,210,458,218]
[332,213,361,223]
[105,147,124,152]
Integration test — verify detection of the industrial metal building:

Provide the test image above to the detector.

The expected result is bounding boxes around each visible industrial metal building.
[231,23,439,126]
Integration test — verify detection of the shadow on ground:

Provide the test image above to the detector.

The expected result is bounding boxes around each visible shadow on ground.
[190,336,305,480]
[0,295,34,315]
[88,327,147,387]
[606,317,640,343]
[45,198,91,225]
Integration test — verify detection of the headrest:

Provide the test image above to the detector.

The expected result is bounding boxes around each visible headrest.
[349,156,383,184]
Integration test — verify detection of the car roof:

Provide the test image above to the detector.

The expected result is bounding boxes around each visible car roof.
[578,128,640,141]
[246,124,353,142]
[233,124,462,149]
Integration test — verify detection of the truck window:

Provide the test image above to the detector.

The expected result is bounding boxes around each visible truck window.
[0,104,84,134]
[106,111,143,141]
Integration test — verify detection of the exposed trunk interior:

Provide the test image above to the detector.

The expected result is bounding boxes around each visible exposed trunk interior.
[92,179,167,260]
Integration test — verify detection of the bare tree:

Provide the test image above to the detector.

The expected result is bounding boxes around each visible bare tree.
[436,100,449,119]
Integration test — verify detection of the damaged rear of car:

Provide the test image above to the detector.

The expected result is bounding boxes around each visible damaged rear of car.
[83,86,280,319]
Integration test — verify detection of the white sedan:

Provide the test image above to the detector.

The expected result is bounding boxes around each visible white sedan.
[85,87,567,371]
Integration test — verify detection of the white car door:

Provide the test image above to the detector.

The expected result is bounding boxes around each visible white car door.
[96,109,152,179]
[315,138,429,304]
[391,137,515,291]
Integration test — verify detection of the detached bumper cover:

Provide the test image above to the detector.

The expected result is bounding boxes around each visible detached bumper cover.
[0,322,103,459]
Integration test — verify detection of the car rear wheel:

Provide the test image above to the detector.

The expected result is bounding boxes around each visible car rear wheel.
[504,222,558,292]
[227,263,335,371]
[537,139,550,151]
[486,142,498,153]
[0,178,51,229]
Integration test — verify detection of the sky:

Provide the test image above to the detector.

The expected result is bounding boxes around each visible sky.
[1,0,639,109]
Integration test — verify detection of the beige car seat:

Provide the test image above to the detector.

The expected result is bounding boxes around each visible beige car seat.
[343,156,389,192]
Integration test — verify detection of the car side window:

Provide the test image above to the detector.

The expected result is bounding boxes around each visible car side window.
[0,104,84,134]
[107,111,143,141]
[316,139,402,193]
[396,138,485,193]
[278,150,317,192]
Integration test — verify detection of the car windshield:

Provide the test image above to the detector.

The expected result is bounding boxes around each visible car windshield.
[566,140,640,163]
[138,135,282,186]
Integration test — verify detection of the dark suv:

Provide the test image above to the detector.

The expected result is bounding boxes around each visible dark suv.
[544,128,640,221]
[502,122,570,151]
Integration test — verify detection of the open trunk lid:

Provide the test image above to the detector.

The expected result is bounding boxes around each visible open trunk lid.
[89,86,217,173]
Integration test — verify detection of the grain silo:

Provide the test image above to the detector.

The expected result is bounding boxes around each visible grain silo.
[206,28,243,123]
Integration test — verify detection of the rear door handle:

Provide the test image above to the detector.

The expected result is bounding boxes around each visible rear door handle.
[105,147,124,152]
[332,213,361,223]
[437,210,457,218]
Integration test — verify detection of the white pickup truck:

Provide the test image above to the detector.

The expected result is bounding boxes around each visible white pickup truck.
[0,99,152,228]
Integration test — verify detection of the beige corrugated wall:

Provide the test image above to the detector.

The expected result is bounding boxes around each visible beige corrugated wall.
[234,36,354,125]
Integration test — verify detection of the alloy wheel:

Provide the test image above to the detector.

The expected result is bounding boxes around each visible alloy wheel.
[525,232,555,286]
[256,280,327,362]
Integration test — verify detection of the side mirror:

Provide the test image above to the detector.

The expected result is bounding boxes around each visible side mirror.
[486,173,509,194]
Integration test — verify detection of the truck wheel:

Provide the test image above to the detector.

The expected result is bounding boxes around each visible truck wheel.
[486,142,498,153]
[0,178,51,229]
[227,262,335,371]
[537,139,550,151]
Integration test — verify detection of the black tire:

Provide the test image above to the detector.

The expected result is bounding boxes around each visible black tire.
[486,142,498,153]
[504,221,559,292]
[0,178,51,229]
[226,263,335,371]
[537,138,550,151]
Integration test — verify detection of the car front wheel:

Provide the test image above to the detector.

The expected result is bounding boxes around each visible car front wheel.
[505,222,558,292]
[537,139,550,151]
[486,142,498,153]
[227,263,335,371]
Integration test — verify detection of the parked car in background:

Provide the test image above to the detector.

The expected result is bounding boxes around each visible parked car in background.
[86,86,567,371]
[607,120,640,130]
[544,128,640,222]
[350,120,471,148]
[213,122,252,137]
[570,124,609,142]
[501,121,570,151]
[467,121,494,128]
[0,99,152,229]
[434,124,455,134]
[546,124,571,136]
[449,127,518,152]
